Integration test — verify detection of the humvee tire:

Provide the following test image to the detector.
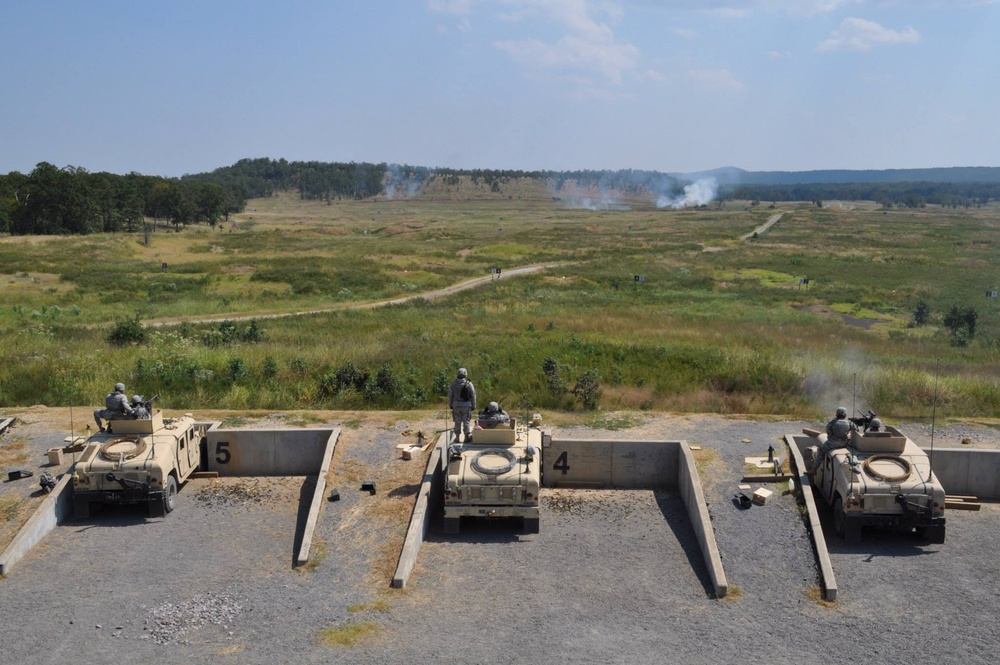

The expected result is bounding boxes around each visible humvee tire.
[834,497,862,544]
[833,497,846,539]
[73,496,91,519]
[523,517,539,534]
[164,476,178,513]
[443,517,460,535]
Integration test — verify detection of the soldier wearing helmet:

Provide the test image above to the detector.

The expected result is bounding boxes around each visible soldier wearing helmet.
[447,368,476,443]
[477,401,510,429]
[809,406,857,476]
[131,395,151,420]
[93,382,135,432]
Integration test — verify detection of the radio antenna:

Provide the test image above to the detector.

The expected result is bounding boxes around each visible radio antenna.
[929,359,940,472]
[852,372,857,416]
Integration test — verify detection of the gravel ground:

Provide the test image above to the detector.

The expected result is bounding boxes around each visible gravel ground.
[2,409,1000,664]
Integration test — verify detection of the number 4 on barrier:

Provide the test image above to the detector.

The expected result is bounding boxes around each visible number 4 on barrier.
[553,451,570,475]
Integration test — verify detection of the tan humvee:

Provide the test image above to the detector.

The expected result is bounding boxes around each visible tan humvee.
[804,423,946,544]
[444,419,542,534]
[72,412,205,518]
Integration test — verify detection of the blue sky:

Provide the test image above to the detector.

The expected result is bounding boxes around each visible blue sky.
[1,0,998,176]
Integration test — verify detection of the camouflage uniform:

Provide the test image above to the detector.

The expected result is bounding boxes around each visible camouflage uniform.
[810,408,854,474]
[447,369,476,442]
[94,384,134,431]
[131,396,151,420]
[477,402,510,429]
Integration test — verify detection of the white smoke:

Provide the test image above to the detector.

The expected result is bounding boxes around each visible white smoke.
[656,178,718,209]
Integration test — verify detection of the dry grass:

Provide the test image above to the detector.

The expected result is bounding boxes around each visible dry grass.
[0,436,30,467]
[296,538,327,573]
[806,586,838,608]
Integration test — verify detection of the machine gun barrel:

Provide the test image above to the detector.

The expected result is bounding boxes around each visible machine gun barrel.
[143,393,160,410]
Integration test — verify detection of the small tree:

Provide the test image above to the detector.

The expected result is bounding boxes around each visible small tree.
[542,356,566,397]
[571,370,601,410]
[943,305,978,346]
[911,300,930,327]
[107,315,146,346]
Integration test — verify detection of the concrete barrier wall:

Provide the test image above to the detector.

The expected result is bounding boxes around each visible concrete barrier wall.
[924,447,1000,499]
[296,429,340,566]
[206,428,333,476]
[392,435,446,589]
[542,438,680,489]
[0,474,73,576]
[0,417,14,436]
[543,437,726,597]
[677,443,728,598]
[786,435,838,601]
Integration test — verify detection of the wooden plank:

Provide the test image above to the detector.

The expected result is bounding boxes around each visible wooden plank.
[742,474,794,483]
[190,471,220,479]
[946,501,981,511]
[946,494,979,502]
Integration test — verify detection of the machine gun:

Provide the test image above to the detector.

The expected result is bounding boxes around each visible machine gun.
[142,394,159,411]
[850,409,879,433]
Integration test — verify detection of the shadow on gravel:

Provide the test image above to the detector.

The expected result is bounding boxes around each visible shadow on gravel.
[290,475,318,567]
[424,517,525,544]
[71,504,152,530]
[814,501,940,559]
[654,489,716,598]
[389,483,420,498]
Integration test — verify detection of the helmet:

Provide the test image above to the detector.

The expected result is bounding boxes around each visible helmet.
[115,382,126,393]
[131,395,143,406]
[487,401,499,414]
[457,368,468,378]
[835,407,847,418]
[870,417,882,431]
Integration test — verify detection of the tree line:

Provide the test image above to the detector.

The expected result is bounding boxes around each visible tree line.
[5,158,999,236]
[0,162,245,235]
[723,181,1000,208]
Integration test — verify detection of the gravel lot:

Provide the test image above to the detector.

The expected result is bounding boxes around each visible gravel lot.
[2,409,999,664]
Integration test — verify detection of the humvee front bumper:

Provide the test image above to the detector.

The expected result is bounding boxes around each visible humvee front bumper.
[73,488,162,505]
[444,504,539,519]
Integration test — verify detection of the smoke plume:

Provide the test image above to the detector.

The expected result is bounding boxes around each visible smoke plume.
[656,178,718,209]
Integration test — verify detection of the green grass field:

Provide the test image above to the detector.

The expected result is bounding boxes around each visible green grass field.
[1,185,997,420]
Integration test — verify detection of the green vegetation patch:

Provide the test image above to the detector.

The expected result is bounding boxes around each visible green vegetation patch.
[317,622,381,647]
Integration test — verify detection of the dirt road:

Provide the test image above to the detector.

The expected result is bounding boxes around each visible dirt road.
[741,211,784,240]
[144,262,560,328]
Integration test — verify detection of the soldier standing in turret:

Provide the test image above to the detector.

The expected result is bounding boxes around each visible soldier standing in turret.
[808,406,855,475]
[447,368,476,443]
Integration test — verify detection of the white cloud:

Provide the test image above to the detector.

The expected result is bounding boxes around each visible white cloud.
[687,67,745,90]
[768,50,792,59]
[672,27,699,38]
[819,17,921,52]
[490,1,642,86]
